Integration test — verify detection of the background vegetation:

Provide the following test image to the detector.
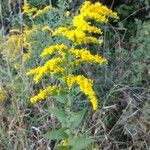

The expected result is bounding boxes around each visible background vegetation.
[0,0,150,149]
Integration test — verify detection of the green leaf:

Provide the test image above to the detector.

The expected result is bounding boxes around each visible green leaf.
[72,86,80,96]
[54,95,67,103]
[53,91,67,103]
[68,136,93,150]
[46,108,68,126]
[43,128,68,140]
[70,108,87,130]
[56,146,69,150]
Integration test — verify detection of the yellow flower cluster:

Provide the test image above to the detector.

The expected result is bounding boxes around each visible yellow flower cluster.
[0,89,6,102]
[40,44,68,57]
[27,1,118,110]
[53,1,118,45]
[0,26,35,70]
[3,25,38,61]
[26,57,65,83]
[73,15,102,34]
[70,48,107,65]
[22,0,52,18]
[53,27,100,45]
[67,75,98,110]
[1,33,21,70]
[22,26,38,61]
[33,5,52,18]
[80,1,118,23]
[22,0,37,15]
[23,25,39,35]
[30,86,60,103]
[40,44,107,66]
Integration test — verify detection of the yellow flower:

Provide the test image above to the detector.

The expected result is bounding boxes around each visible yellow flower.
[40,44,68,57]
[73,15,102,34]
[26,57,65,83]
[33,5,52,18]
[80,1,118,21]
[53,1,118,45]
[23,25,39,36]
[70,48,107,65]
[53,27,100,45]
[26,0,118,111]
[30,86,60,103]
[22,0,37,15]
[67,75,98,110]
[0,33,23,70]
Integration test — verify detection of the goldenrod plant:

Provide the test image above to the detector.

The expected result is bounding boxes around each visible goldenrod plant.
[0,0,53,70]
[1,0,150,149]
[26,1,118,149]
[22,0,52,18]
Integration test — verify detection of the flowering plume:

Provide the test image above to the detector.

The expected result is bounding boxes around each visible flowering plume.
[27,1,118,110]
[53,1,118,45]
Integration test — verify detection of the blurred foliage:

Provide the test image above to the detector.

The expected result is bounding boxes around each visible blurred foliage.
[130,20,150,85]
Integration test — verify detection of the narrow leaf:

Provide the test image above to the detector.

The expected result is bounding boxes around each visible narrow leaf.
[69,136,93,150]
[46,108,68,126]
[43,128,68,140]
[70,108,87,130]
